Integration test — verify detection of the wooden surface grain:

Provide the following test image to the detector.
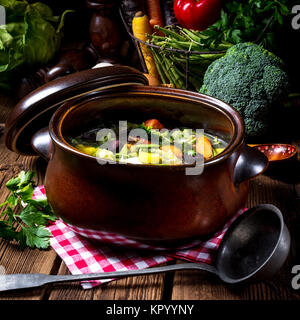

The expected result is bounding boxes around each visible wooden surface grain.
[0,94,299,300]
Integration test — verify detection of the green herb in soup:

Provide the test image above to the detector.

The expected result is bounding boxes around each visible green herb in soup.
[70,119,228,165]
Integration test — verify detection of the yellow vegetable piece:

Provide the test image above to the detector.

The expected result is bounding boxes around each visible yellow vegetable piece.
[143,73,161,86]
[214,148,225,156]
[76,144,98,156]
[139,151,161,164]
[132,12,160,80]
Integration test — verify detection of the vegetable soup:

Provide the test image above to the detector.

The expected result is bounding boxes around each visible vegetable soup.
[69,119,228,165]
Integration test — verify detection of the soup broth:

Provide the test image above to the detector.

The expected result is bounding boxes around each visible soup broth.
[69,119,228,165]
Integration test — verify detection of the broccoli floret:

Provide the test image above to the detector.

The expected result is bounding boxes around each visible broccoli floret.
[200,43,289,138]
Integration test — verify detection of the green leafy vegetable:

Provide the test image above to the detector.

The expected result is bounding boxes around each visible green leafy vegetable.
[199,0,290,51]
[200,42,290,139]
[0,171,57,249]
[0,0,73,90]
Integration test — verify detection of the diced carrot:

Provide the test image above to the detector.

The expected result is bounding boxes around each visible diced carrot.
[161,145,182,158]
[144,119,164,129]
[196,136,213,160]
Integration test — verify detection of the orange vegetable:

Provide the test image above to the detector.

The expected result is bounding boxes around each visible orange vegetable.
[161,145,182,159]
[128,136,150,144]
[144,119,164,130]
[132,12,160,79]
[146,0,164,31]
[196,136,213,160]
[143,73,161,86]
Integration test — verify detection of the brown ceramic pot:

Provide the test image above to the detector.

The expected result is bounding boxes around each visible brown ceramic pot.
[5,66,268,248]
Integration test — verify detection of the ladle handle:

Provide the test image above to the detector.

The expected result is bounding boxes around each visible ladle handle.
[50,262,218,282]
[0,263,217,292]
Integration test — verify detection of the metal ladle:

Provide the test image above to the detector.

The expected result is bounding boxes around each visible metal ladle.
[0,204,290,292]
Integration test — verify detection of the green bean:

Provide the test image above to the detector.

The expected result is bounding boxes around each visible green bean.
[180,28,206,44]
[147,26,231,92]
[134,144,160,149]
[154,51,176,87]
[154,26,186,41]
[151,48,168,84]
[147,35,166,42]
[167,56,203,90]
[163,56,185,89]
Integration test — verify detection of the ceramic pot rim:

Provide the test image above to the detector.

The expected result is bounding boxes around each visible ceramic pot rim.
[49,85,245,169]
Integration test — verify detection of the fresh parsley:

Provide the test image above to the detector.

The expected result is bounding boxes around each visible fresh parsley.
[0,171,57,249]
[139,122,153,136]
[200,0,290,51]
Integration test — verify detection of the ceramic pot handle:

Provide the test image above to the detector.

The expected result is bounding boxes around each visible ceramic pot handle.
[234,144,269,185]
[31,127,53,161]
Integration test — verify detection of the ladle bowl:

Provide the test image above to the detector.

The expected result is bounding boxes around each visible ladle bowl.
[214,204,290,283]
[249,143,297,162]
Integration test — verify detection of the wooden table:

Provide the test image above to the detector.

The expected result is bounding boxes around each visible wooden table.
[0,93,300,301]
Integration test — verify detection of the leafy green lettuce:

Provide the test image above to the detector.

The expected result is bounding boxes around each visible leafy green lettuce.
[0,0,72,89]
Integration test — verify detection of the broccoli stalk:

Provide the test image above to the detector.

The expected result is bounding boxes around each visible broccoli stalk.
[200,43,290,139]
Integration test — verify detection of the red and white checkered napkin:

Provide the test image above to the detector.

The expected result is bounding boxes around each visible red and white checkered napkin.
[33,186,244,289]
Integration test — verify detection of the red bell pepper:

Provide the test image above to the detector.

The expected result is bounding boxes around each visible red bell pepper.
[173,0,222,31]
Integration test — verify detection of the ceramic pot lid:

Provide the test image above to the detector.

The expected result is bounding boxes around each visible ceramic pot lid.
[4,65,148,155]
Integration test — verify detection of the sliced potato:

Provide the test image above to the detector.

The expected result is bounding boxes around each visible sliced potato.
[139,151,161,164]
[161,151,182,165]
[96,148,115,161]
[119,143,132,156]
